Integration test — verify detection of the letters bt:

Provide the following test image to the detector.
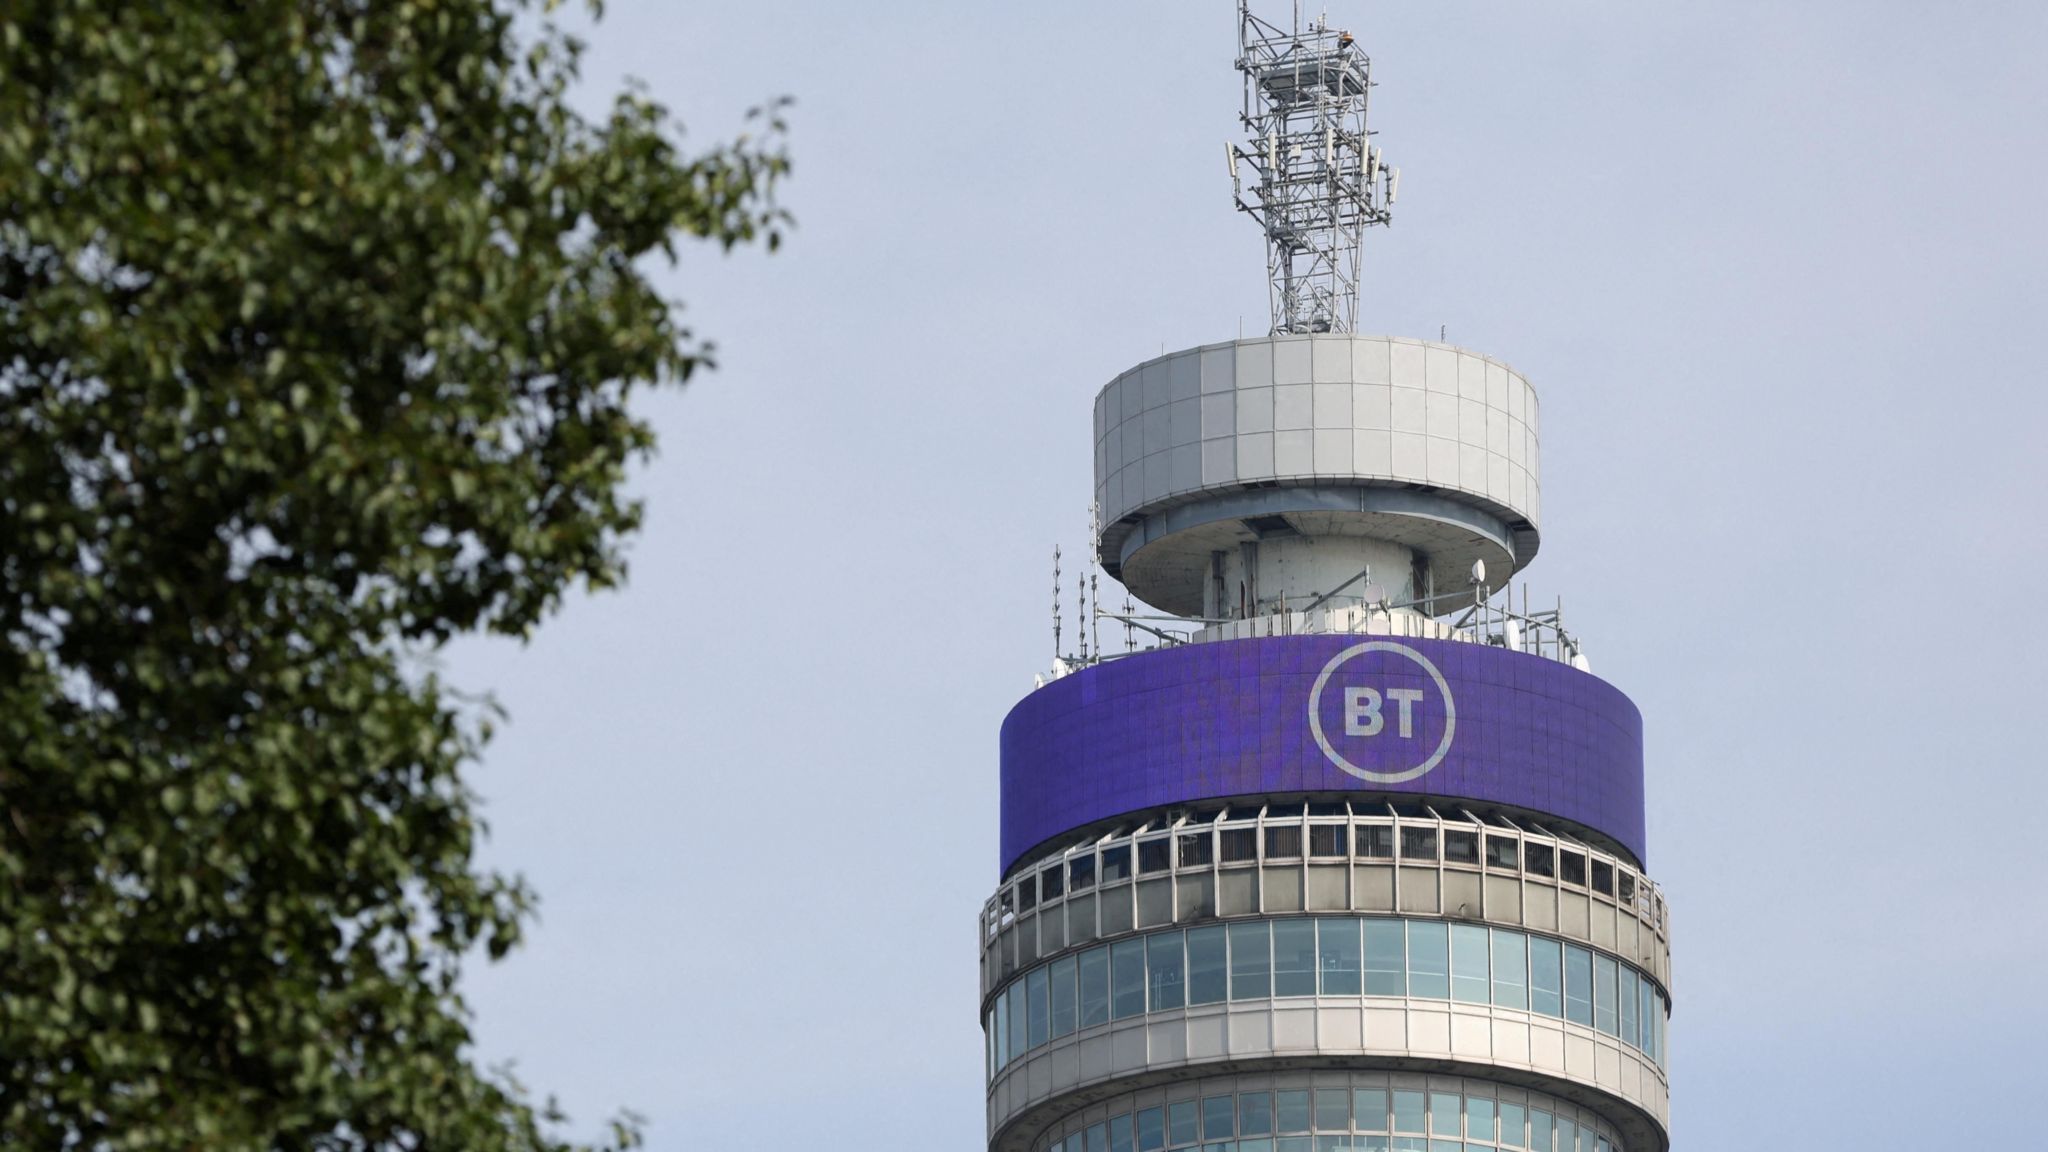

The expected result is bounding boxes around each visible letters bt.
[1343,685,1426,738]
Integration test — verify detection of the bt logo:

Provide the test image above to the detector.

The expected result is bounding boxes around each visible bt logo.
[1339,685,1426,738]
[1307,641,1457,784]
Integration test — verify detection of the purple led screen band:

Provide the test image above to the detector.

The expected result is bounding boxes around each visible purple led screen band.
[998,635,1645,877]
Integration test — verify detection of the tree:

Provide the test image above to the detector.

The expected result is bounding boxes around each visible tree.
[0,1,787,1147]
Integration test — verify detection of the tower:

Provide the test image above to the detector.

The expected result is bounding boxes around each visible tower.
[982,6,1670,1152]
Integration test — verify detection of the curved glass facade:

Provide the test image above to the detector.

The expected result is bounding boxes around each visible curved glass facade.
[986,917,1666,1080]
[980,802,1672,1005]
[1032,1072,1622,1152]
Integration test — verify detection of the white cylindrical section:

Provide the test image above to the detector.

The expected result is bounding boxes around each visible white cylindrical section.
[1091,335,1541,542]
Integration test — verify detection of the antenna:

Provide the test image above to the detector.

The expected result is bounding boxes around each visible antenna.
[1052,545,1063,658]
[1077,570,1089,661]
[1091,571,1100,657]
[1231,1,1395,335]
[1087,500,1104,660]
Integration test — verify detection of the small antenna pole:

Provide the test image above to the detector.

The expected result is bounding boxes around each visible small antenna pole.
[1087,500,1104,660]
[1077,571,1089,661]
[1052,545,1063,659]
[1091,572,1101,657]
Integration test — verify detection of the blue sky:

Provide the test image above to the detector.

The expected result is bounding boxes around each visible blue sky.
[449,3,2048,1147]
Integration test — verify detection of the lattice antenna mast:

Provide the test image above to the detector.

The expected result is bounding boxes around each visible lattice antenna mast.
[1228,1,1399,335]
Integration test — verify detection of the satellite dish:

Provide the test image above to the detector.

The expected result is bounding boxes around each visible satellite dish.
[1469,559,1487,586]
[1359,583,1387,606]
[1502,619,1523,652]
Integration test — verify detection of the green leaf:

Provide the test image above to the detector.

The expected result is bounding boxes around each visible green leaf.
[0,1,788,1147]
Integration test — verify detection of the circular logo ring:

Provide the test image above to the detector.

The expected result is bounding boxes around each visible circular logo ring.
[1308,641,1457,784]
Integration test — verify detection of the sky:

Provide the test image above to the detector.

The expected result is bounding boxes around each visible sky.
[447,2,2048,1148]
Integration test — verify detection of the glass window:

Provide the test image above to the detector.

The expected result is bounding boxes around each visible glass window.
[1112,938,1147,1019]
[1499,1102,1526,1149]
[1241,1092,1273,1137]
[1357,824,1394,858]
[1147,932,1186,1010]
[1430,1092,1460,1138]
[1171,1101,1198,1146]
[1139,838,1172,874]
[1008,983,1026,1059]
[1071,854,1097,891]
[1273,919,1317,997]
[1408,921,1450,999]
[1051,955,1077,1038]
[1528,937,1563,1018]
[1179,831,1214,868]
[1442,829,1478,865]
[1315,1087,1350,1132]
[1399,827,1437,861]
[1018,875,1038,912]
[1354,1088,1389,1132]
[1318,918,1362,995]
[1204,1096,1236,1139]
[1103,844,1133,883]
[1616,873,1636,905]
[1563,945,1593,1026]
[1220,827,1258,863]
[1042,865,1065,900]
[1310,824,1347,857]
[1111,1115,1134,1152]
[1079,946,1110,1028]
[1277,1090,1310,1134]
[1618,966,1637,1048]
[1027,967,1051,1047]
[1392,1090,1426,1134]
[1594,955,1618,1036]
[1639,976,1656,1054]
[994,990,1009,1070]
[1466,1098,1495,1144]
[1266,825,1303,859]
[1138,1107,1166,1152]
[1229,921,1271,999]
[1187,924,1227,1005]
[1491,929,1528,1010]
[1451,924,1490,1004]
[1589,859,1613,896]
[1529,1110,1553,1152]
[1484,835,1518,870]
[1523,842,1554,879]
[1558,851,1586,887]
[1555,1118,1575,1152]
[1087,1123,1108,1152]
[1364,920,1406,996]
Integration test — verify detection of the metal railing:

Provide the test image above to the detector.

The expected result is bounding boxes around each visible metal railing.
[1036,585,1588,687]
